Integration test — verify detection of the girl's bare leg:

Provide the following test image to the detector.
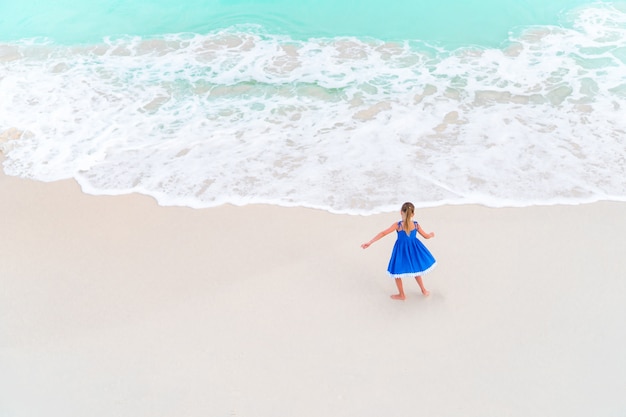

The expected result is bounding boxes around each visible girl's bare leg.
[391,278,406,300]
[415,276,430,296]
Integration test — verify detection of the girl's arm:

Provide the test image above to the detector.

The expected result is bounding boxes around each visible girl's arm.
[361,223,397,249]
[417,224,435,239]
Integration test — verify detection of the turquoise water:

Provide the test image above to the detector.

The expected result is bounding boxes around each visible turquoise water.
[1,0,592,46]
[1,1,626,213]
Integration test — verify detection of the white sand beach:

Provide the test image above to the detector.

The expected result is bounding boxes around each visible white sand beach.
[1,170,625,417]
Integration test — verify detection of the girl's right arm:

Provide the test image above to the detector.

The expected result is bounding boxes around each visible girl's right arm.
[417,224,435,239]
[361,223,397,249]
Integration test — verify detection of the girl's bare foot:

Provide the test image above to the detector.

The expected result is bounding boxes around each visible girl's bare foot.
[391,294,406,300]
[421,289,430,296]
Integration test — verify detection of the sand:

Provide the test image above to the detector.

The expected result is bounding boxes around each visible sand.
[1,170,625,417]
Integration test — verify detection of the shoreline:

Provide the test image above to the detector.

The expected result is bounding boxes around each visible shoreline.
[2,170,625,417]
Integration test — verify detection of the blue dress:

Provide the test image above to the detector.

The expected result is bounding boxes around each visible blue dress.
[387,221,437,278]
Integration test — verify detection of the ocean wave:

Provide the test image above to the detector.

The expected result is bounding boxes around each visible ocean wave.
[1,3,625,214]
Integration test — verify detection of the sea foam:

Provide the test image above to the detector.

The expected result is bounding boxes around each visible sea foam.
[1,3,625,214]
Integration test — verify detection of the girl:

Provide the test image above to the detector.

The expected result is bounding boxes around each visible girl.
[361,202,437,300]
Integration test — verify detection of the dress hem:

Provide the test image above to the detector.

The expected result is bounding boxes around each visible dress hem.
[387,261,437,279]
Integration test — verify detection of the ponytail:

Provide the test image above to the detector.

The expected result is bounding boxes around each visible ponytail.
[401,202,415,233]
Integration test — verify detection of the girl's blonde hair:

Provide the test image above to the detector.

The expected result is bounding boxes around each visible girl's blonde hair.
[401,202,415,233]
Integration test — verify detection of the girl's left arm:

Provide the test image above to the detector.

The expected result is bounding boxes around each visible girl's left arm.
[417,224,435,239]
[361,223,397,249]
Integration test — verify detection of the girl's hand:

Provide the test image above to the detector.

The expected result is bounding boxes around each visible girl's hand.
[361,242,371,249]
[427,232,435,239]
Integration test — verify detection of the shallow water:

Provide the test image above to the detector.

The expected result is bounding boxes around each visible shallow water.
[0,0,593,46]
[1,1,625,214]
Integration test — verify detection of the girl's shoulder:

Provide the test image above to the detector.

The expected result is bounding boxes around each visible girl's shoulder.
[396,220,418,231]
